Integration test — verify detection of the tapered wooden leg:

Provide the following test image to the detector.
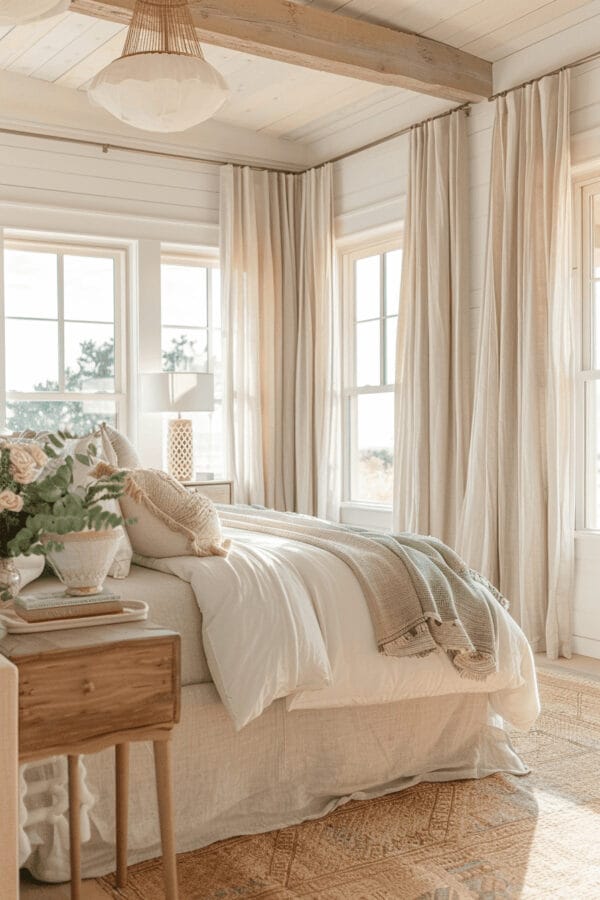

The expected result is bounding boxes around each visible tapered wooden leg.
[67,755,81,900]
[115,743,130,889]
[153,738,179,900]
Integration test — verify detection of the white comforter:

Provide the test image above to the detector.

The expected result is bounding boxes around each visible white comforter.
[141,527,540,731]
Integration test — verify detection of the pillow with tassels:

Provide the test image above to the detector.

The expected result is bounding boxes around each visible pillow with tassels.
[93,463,230,559]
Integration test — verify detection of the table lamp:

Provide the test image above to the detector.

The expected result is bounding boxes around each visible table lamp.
[141,372,214,481]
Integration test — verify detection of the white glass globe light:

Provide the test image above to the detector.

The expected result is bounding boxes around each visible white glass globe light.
[0,0,70,25]
[88,52,229,133]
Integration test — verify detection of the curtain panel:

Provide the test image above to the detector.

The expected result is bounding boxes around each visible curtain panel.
[458,71,574,658]
[392,109,471,547]
[220,164,340,518]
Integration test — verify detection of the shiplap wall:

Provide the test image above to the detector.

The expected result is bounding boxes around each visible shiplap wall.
[0,130,222,244]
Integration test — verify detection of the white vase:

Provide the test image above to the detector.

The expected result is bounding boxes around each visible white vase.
[43,530,120,596]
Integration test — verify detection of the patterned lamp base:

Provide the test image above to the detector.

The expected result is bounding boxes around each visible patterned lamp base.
[168,418,194,482]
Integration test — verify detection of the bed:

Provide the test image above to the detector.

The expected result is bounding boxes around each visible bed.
[19,521,539,883]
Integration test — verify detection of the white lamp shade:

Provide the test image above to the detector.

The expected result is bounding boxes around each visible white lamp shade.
[88,52,229,133]
[0,0,70,25]
[142,372,214,414]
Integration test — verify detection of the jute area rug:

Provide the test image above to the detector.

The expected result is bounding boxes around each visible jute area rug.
[97,669,600,899]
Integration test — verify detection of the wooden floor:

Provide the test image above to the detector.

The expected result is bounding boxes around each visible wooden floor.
[20,873,106,899]
[534,651,600,678]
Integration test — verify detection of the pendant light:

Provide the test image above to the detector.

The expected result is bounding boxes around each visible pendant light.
[88,0,229,133]
[0,0,70,25]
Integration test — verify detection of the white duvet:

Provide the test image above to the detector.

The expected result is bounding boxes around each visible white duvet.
[141,527,540,731]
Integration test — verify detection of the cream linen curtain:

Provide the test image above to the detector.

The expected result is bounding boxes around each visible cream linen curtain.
[393,109,471,547]
[220,164,340,517]
[458,71,574,658]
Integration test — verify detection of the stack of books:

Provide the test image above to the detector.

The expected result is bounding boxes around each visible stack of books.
[14,589,124,623]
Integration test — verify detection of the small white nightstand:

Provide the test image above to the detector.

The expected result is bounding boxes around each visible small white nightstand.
[183,480,233,505]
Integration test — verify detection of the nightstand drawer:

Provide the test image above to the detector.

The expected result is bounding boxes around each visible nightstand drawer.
[17,635,180,756]
[187,482,232,504]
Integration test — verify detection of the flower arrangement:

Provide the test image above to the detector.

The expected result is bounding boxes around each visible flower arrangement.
[0,433,131,600]
[0,440,47,559]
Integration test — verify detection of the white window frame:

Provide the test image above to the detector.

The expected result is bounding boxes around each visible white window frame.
[575,176,600,533]
[1,234,128,431]
[339,233,402,519]
[160,248,220,374]
[159,245,225,477]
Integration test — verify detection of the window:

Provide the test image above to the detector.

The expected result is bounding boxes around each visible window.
[1,239,125,434]
[160,253,224,478]
[579,182,600,529]
[342,241,402,506]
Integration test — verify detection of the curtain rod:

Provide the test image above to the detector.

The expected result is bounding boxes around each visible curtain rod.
[0,103,472,177]
[2,45,600,176]
[0,126,302,175]
[326,45,600,165]
[320,103,471,168]
[488,47,600,102]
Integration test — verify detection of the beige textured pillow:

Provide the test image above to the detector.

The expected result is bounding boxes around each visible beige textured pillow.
[94,464,230,559]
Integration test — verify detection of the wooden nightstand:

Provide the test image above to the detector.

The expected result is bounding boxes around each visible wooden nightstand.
[184,479,233,504]
[0,622,181,900]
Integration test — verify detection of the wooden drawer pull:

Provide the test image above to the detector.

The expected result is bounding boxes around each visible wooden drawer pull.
[82,680,96,694]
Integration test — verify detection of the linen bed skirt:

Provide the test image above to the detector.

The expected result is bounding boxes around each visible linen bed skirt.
[21,683,528,883]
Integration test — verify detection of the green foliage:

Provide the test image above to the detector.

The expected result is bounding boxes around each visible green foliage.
[8,334,197,433]
[7,339,116,434]
[6,433,131,559]
[162,334,196,373]
[362,447,393,469]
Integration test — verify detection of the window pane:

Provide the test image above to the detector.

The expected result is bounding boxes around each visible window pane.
[385,316,397,385]
[355,255,380,321]
[64,255,114,323]
[4,249,57,319]
[161,264,207,327]
[593,196,600,279]
[586,380,600,528]
[356,320,380,387]
[64,323,115,392]
[353,392,394,504]
[211,268,221,329]
[385,250,402,315]
[162,327,208,373]
[6,399,116,435]
[592,281,600,369]
[5,319,59,391]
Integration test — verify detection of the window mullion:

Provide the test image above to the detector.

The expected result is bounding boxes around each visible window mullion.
[206,266,212,374]
[57,253,65,393]
[380,252,386,386]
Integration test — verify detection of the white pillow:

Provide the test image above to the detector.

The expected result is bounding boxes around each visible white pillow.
[94,465,230,559]
[100,424,141,469]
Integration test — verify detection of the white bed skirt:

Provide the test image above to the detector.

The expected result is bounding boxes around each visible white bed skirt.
[22,684,528,883]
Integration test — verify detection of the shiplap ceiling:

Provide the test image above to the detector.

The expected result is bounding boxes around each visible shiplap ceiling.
[0,0,597,150]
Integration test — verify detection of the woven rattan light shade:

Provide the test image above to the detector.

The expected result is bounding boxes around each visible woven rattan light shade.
[122,0,204,59]
[88,0,229,132]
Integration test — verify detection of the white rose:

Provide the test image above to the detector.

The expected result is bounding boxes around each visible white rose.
[9,446,37,484]
[24,444,48,468]
[0,490,24,512]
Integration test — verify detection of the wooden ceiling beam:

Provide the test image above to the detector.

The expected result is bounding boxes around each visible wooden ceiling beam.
[70,0,493,103]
